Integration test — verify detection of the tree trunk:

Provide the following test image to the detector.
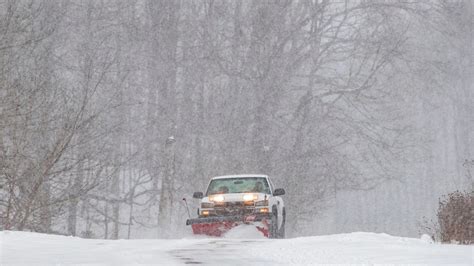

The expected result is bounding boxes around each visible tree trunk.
[157,136,175,237]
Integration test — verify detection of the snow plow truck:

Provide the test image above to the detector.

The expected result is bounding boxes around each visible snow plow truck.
[186,174,286,238]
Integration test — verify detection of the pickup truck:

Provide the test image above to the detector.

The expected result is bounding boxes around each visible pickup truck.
[186,174,286,238]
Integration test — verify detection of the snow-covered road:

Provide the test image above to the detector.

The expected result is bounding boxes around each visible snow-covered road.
[1,228,472,265]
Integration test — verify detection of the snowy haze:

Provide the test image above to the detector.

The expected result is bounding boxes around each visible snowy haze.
[0,0,472,240]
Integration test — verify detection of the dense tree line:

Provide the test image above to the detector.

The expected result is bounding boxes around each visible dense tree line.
[0,0,471,238]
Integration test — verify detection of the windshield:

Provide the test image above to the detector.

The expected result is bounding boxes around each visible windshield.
[206,177,271,195]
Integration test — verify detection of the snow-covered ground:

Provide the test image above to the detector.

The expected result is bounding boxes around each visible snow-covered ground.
[1,228,472,265]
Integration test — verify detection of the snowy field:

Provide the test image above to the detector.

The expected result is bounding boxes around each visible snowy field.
[1,227,472,265]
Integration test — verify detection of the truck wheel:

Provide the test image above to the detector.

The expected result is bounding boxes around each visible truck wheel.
[278,208,286,238]
[269,208,278,239]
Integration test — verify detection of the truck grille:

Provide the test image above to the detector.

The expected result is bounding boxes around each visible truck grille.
[214,201,253,216]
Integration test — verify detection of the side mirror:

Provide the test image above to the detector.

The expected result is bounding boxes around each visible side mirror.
[193,192,203,199]
[273,188,285,196]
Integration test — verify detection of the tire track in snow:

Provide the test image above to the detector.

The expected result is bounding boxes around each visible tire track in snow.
[169,239,274,265]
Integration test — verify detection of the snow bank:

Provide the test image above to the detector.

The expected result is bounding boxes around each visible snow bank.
[1,231,472,265]
[243,232,473,265]
[0,231,186,265]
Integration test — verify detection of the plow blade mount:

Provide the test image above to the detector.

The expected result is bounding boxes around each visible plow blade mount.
[186,215,270,237]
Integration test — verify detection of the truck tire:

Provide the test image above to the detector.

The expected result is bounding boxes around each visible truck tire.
[269,207,278,239]
[278,208,286,239]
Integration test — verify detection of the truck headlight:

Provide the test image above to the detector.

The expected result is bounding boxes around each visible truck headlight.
[201,202,213,208]
[242,194,258,201]
[255,200,268,206]
[210,194,225,202]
